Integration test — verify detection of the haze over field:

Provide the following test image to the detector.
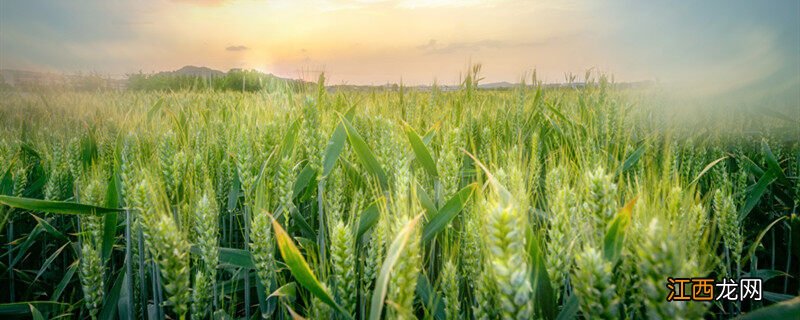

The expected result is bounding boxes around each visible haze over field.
[1,2,799,320]
[1,0,798,93]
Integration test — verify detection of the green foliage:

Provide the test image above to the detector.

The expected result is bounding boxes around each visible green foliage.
[0,74,796,319]
[127,69,309,92]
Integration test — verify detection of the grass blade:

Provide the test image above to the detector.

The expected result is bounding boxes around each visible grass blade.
[421,183,476,243]
[280,119,301,159]
[739,169,777,222]
[0,169,12,195]
[99,268,125,320]
[0,302,68,316]
[369,213,423,320]
[29,304,45,320]
[268,282,297,301]
[191,245,256,269]
[744,216,787,265]
[603,196,636,263]
[555,295,579,320]
[29,214,68,242]
[52,260,78,302]
[102,168,122,262]
[403,122,438,179]
[615,143,645,177]
[738,296,800,319]
[416,184,437,217]
[0,195,123,215]
[293,163,317,200]
[528,231,556,319]
[690,156,728,186]
[356,201,380,240]
[340,116,388,190]
[31,242,69,285]
[270,214,348,318]
[415,273,445,320]
[761,141,789,185]
[321,107,355,178]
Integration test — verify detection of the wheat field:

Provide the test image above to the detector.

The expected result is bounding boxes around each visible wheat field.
[0,72,798,319]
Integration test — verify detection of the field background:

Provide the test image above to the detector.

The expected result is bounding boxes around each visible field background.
[0,72,798,319]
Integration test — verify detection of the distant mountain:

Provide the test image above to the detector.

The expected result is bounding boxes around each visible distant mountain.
[478,81,516,89]
[159,65,225,78]
[157,66,305,84]
[1,66,655,92]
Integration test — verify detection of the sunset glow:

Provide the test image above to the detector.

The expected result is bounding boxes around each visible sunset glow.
[1,0,798,88]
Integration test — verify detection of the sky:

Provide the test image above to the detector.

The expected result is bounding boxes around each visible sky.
[1,0,798,90]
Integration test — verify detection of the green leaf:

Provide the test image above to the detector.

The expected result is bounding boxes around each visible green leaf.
[290,206,317,239]
[464,150,513,204]
[356,201,380,240]
[292,163,317,200]
[761,141,789,185]
[0,168,12,195]
[340,159,366,191]
[79,131,98,168]
[32,242,69,284]
[762,291,796,303]
[220,246,256,269]
[416,184,437,217]
[690,156,728,186]
[340,116,388,190]
[280,119,301,159]
[791,214,800,260]
[739,169,777,222]
[422,127,436,146]
[99,268,125,320]
[30,214,68,242]
[9,224,44,268]
[271,215,349,318]
[147,98,165,122]
[268,282,297,301]
[528,232,556,319]
[191,245,255,269]
[555,295,579,320]
[52,261,78,302]
[603,197,636,263]
[738,296,800,319]
[283,301,305,320]
[744,269,791,283]
[103,169,122,262]
[249,147,278,197]
[369,214,423,320]
[739,155,765,177]
[0,195,123,215]
[403,123,438,178]
[0,302,68,316]
[29,304,45,320]
[321,107,355,178]
[0,207,8,236]
[255,272,272,317]
[227,167,241,212]
[421,184,476,243]
[415,273,445,320]
[744,216,787,265]
[615,143,645,177]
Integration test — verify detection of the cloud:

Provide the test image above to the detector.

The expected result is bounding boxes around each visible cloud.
[417,38,560,54]
[171,0,231,6]
[317,0,492,12]
[397,0,489,9]
[416,39,437,50]
[226,45,249,52]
